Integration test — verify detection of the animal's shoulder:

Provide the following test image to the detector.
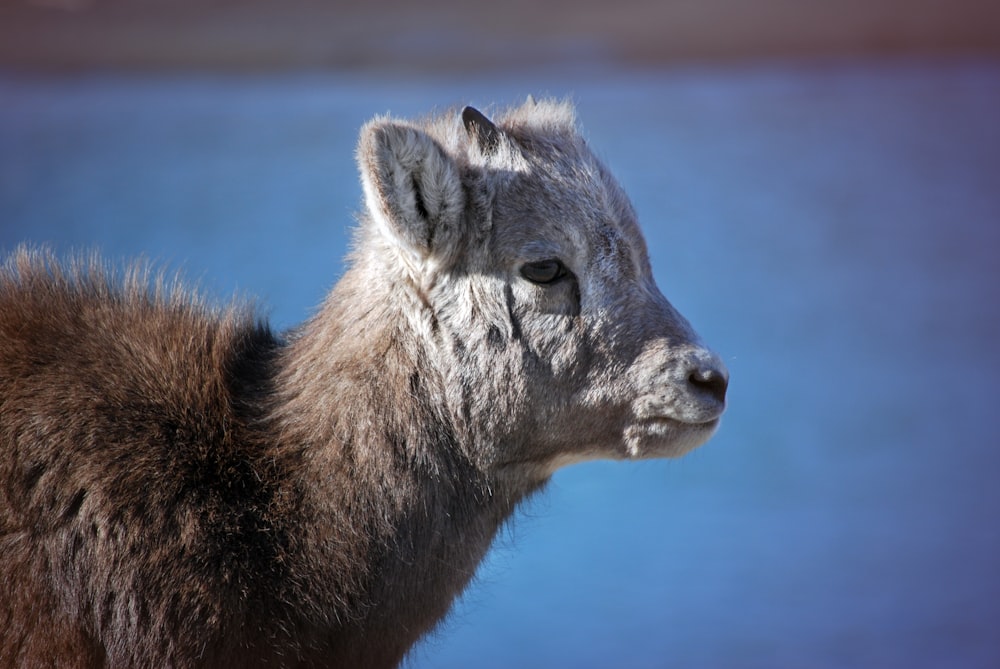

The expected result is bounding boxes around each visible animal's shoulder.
[0,249,288,580]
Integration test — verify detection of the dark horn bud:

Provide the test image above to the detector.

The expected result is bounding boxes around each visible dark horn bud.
[461,106,502,154]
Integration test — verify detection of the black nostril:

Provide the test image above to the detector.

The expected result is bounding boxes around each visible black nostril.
[689,367,729,404]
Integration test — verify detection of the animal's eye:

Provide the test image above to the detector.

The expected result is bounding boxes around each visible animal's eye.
[520,259,568,285]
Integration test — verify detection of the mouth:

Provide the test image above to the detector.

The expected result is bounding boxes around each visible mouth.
[624,414,722,459]
[644,415,720,429]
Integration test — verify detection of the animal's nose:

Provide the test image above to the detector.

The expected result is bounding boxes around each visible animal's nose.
[688,364,729,405]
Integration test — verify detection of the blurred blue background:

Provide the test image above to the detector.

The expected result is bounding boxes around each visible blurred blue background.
[2,2,999,667]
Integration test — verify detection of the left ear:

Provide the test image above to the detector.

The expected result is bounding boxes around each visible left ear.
[357,118,465,263]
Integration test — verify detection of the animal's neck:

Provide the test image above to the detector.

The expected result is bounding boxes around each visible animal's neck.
[270,273,540,664]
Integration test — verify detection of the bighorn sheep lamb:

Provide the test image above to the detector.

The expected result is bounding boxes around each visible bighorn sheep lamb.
[0,100,728,668]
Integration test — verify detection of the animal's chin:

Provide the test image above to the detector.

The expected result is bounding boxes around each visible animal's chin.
[624,416,721,459]
[494,416,721,478]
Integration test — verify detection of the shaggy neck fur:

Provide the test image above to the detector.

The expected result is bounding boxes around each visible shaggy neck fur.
[268,258,542,667]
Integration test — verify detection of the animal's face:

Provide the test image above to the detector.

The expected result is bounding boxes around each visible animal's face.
[356,100,727,477]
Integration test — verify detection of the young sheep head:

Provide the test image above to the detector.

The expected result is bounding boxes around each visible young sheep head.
[355,99,728,481]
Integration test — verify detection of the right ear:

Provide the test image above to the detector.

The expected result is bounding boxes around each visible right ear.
[357,118,465,264]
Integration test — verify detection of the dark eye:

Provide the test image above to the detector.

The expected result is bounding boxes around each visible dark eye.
[520,259,569,285]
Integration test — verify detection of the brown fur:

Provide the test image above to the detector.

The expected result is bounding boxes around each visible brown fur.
[0,100,727,668]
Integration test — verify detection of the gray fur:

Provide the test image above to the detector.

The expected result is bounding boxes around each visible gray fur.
[0,100,727,668]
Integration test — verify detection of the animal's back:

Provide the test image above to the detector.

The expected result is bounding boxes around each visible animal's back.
[0,249,294,667]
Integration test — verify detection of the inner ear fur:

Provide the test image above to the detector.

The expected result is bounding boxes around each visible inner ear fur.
[357,119,465,263]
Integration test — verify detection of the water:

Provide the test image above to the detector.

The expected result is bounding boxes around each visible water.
[2,59,998,668]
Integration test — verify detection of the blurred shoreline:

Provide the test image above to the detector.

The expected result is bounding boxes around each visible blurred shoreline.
[2,0,999,73]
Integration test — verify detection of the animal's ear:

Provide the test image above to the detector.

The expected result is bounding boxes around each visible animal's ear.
[357,118,465,262]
